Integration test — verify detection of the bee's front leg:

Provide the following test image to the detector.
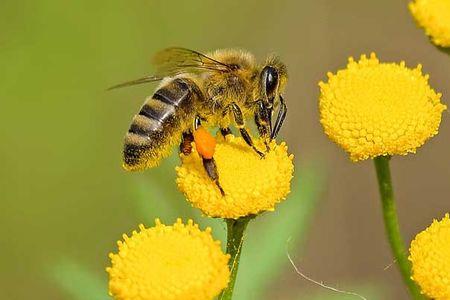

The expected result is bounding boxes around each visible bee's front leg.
[271,95,287,140]
[254,100,272,152]
[225,102,265,158]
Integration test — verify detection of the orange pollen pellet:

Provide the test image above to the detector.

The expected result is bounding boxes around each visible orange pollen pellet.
[193,127,216,159]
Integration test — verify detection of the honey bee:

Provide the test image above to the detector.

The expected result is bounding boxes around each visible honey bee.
[110,47,288,194]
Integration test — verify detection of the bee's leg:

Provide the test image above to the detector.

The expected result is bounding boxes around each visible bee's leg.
[220,127,232,137]
[193,116,225,196]
[270,95,287,140]
[179,131,194,155]
[194,115,202,130]
[203,158,225,196]
[254,100,272,152]
[228,102,265,158]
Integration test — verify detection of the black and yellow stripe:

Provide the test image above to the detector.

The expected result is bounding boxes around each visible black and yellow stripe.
[123,78,197,170]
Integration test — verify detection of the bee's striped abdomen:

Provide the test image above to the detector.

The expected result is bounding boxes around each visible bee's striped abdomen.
[123,78,196,171]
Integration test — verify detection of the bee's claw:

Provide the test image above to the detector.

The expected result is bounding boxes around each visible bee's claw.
[264,140,270,152]
[256,149,265,159]
[203,157,225,195]
[216,181,225,196]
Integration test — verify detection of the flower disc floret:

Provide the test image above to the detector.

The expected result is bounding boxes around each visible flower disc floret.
[319,53,446,161]
[409,214,450,300]
[409,0,450,47]
[107,219,230,300]
[176,135,294,219]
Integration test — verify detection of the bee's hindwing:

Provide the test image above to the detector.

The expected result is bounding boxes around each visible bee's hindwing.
[123,78,197,170]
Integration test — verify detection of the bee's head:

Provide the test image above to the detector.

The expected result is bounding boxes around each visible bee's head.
[259,56,288,139]
[260,56,287,107]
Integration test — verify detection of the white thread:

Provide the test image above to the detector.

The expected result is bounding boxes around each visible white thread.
[383,258,397,271]
[286,237,368,300]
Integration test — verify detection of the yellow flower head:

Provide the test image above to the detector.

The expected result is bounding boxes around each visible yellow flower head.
[107,219,230,300]
[409,0,450,47]
[319,53,446,161]
[176,135,294,219]
[409,214,450,300]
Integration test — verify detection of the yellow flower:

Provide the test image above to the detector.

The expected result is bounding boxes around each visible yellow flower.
[409,214,450,300]
[107,219,230,300]
[319,53,446,162]
[409,0,450,47]
[176,135,294,219]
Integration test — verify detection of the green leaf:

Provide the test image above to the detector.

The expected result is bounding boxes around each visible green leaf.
[233,161,326,299]
[49,258,109,300]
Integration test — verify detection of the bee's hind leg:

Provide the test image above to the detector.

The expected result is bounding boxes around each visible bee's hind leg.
[180,131,194,155]
[193,116,225,196]
[203,158,225,196]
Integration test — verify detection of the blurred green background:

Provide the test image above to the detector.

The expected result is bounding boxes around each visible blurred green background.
[1,0,449,299]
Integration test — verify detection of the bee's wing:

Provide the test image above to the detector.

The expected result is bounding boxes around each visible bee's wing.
[108,47,232,90]
[152,47,233,75]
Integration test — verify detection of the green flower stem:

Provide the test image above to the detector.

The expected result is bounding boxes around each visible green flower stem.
[219,216,251,300]
[373,156,426,300]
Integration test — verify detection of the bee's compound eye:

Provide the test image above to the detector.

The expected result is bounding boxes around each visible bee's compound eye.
[264,66,279,95]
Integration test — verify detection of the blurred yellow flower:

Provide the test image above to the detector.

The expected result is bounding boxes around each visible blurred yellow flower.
[107,219,230,300]
[409,0,450,47]
[319,53,446,161]
[176,135,294,219]
[409,213,450,300]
